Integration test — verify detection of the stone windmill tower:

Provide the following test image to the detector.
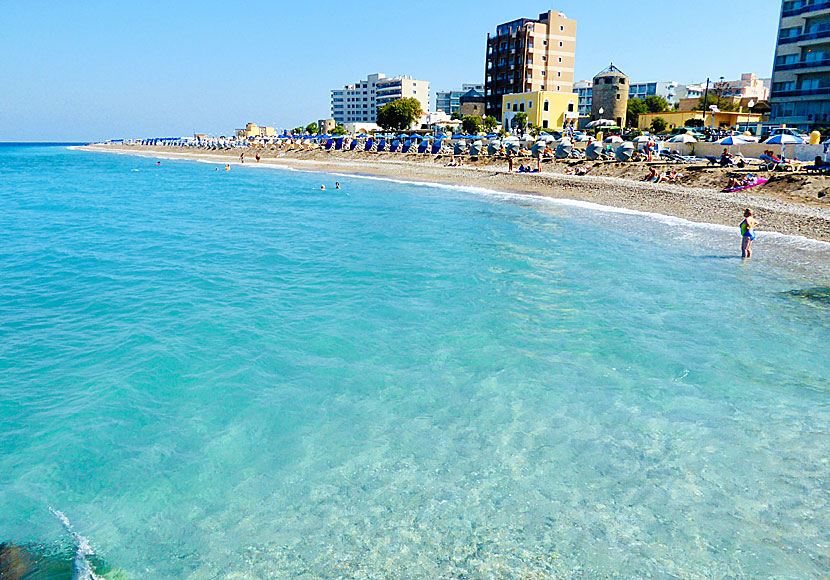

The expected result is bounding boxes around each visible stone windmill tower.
[591,64,629,127]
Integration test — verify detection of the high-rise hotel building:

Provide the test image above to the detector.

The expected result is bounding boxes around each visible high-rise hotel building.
[770,0,830,129]
[331,73,430,125]
[484,10,577,119]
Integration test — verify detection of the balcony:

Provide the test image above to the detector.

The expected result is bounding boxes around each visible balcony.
[782,0,830,17]
[772,86,830,97]
[776,58,830,70]
[780,28,830,44]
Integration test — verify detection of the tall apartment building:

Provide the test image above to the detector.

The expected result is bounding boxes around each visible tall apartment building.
[331,73,430,125]
[770,0,830,129]
[435,83,485,114]
[484,10,577,119]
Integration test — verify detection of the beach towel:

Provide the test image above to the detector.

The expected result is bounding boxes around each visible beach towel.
[722,178,768,193]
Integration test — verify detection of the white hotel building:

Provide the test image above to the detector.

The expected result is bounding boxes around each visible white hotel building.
[331,73,430,125]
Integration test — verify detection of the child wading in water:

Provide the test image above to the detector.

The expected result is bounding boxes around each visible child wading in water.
[740,209,757,258]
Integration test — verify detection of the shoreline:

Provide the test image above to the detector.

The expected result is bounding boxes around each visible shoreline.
[80,144,830,243]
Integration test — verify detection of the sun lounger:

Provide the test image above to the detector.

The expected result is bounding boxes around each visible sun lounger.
[349,140,359,151]
[400,140,413,154]
[376,139,387,152]
[324,139,334,151]
[431,142,443,155]
[417,141,428,154]
[389,140,400,153]
[364,138,374,152]
[334,138,344,150]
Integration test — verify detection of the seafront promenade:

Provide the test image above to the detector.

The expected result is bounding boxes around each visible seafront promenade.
[85,143,830,243]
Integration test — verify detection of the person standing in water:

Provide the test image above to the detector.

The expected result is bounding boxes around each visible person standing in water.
[740,208,757,258]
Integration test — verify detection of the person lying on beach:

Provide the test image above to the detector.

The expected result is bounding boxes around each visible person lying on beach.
[517,164,527,173]
[446,156,458,167]
[724,173,758,190]
[566,165,591,176]
[662,169,680,183]
[643,166,659,182]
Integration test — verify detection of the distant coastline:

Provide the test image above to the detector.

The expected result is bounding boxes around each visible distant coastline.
[80,143,830,243]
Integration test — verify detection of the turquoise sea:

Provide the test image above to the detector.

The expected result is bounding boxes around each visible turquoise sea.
[1,143,830,579]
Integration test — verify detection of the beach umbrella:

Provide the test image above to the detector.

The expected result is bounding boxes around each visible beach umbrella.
[668,134,697,143]
[451,134,465,140]
[604,135,624,144]
[485,134,499,139]
[487,140,502,155]
[765,134,803,144]
[531,140,546,157]
[555,139,573,160]
[469,140,483,155]
[585,142,603,161]
[633,135,652,143]
[718,136,749,145]
[614,142,635,162]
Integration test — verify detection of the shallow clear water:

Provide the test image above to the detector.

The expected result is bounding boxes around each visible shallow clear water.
[1,144,830,580]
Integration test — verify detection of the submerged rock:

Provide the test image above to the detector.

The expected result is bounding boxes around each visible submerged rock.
[783,286,830,305]
[0,542,115,580]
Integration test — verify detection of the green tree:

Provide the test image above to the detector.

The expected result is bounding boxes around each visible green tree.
[643,95,670,113]
[331,124,347,135]
[292,127,304,135]
[305,122,318,135]
[484,116,499,131]
[450,110,462,120]
[512,112,528,134]
[461,115,482,135]
[377,98,424,131]
[627,98,647,127]
[650,117,668,134]
[685,118,705,128]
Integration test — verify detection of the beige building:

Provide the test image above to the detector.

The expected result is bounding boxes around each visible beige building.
[317,119,337,134]
[484,10,576,118]
[637,110,762,131]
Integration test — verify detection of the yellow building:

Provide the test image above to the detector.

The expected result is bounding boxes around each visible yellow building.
[245,123,261,138]
[501,91,579,131]
[261,126,276,137]
[637,110,762,131]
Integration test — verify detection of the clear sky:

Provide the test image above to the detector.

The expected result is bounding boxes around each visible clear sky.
[1,0,782,141]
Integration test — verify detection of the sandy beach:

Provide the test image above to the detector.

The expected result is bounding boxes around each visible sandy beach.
[82,143,830,243]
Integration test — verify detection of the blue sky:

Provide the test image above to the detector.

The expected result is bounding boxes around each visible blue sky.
[1,0,782,141]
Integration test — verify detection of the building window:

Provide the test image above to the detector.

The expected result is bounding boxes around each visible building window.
[529,101,533,108]
[560,25,564,31]
[541,71,546,76]
[616,94,620,100]
[559,41,563,47]
[543,119,549,128]
[543,40,547,45]
[558,57,562,62]
[568,102,574,112]
[557,72,561,77]
[519,102,525,112]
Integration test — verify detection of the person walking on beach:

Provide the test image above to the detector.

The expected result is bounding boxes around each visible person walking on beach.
[740,209,757,258]
[240,152,245,164]
[255,152,261,163]
[508,151,514,173]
